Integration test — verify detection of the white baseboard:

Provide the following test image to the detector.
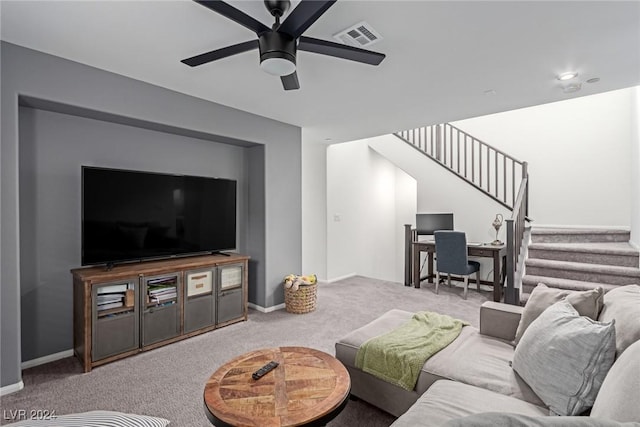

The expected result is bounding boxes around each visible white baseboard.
[21,349,74,370]
[248,302,286,313]
[0,380,24,396]
[320,273,357,284]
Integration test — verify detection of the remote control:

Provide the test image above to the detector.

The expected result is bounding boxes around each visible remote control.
[252,361,279,380]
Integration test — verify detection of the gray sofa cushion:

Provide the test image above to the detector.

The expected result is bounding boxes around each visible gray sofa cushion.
[514,283,604,345]
[597,284,640,358]
[420,326,544,406]
[389,380,547,427]
[512,300,616,416]
[336,309,544,407]
[442,412,638,427]
[590,339,640,422]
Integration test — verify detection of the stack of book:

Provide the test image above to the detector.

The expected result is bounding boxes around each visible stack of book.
[96,293,124,311]
[148,287,177,304]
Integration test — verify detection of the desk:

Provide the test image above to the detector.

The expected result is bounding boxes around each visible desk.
[411,241,506,302]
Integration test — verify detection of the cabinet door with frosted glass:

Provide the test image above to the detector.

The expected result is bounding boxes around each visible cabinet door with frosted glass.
[92,279,139,361]
[184,268,216,333]
[141,272,181,346]
[216,263,245,325]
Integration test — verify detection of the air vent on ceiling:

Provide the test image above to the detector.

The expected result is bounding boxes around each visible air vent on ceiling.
[333,21,382,48]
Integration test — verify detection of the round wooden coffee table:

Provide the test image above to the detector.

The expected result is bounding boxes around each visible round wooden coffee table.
[203,346,351,427]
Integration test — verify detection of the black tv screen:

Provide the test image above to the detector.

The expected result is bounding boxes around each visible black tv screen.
[416,213,454,236]
[82,166,237,266]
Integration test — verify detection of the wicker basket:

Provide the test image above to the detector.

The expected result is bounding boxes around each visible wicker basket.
[284,283,318,314]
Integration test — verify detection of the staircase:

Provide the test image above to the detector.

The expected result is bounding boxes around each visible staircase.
[521,227,640,304]
[395,122,530,304]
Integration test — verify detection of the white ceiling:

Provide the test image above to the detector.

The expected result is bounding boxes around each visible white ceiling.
[1,0,639,144]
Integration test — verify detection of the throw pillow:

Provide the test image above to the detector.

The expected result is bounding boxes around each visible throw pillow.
[512,300,616,416]
[590,340,640,422]
[597,284,640,358]
[5,411,170,427]
[514,283,603,345]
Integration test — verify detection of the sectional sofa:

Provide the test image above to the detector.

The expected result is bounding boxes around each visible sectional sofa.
[335,284,640,426]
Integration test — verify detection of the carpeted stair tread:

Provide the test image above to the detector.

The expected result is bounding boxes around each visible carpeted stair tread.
[525,258,640,276]
[528,241,638,255]
[527,242,639,267]
[521,275,620,292]
[531,227,630,235]
[530,227,630,243]
[525,258,640,286]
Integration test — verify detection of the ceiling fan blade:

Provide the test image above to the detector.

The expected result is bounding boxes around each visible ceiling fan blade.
[278,0,336,39]
[281,72,300,90]
[298,36,385,65]
[194,0,270,35]
[181,40,259,67]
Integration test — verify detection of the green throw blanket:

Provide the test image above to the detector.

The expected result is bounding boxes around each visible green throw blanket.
[355,311,469,391]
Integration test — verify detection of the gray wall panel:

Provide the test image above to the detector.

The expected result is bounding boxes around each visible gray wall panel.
[18,107,248,361]
[247,145,266,307]
[264,140,302,307]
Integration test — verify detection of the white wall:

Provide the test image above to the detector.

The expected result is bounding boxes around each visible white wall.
[369,135,510,282]
[452,88,634,227]
[631,86,640,248]
[395,169,418,281]
[326,140,416,282]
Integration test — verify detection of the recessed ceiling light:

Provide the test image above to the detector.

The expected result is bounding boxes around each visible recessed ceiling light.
[484,89,496,95]
[586,77,600,84]
[557,71,579,81]
[324,138,332,141]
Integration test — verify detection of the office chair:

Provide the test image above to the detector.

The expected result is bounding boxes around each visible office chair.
[434,231,481,299]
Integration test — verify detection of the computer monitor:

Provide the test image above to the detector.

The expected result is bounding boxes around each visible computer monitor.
[416,213,454,236]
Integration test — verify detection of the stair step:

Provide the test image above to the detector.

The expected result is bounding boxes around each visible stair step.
[521,275,620,293]
[528,242,639,267]
[525,258,640,285]
[530,227,630,244]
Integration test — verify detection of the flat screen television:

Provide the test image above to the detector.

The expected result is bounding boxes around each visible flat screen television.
[82,166,237,266]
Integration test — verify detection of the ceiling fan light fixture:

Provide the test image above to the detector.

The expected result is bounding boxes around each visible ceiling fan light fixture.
[260,55,296,76]
[258,32,297,76]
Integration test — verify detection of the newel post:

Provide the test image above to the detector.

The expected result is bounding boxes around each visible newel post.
[522,161,529,218]
[404,224,414,286]
[505,219,517,304]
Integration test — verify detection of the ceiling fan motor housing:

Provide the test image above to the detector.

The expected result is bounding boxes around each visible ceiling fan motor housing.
[258,32,297,75]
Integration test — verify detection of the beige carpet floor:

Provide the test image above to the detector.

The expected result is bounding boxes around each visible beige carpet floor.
[1,275,490,426]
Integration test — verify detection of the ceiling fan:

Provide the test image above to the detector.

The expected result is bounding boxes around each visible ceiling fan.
[181,0,386,90]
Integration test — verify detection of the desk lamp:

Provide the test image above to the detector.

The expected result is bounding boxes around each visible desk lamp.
[492,214,503,245]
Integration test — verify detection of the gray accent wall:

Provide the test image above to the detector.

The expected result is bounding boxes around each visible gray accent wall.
[1,42,302,388]
[18,107,248,362]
